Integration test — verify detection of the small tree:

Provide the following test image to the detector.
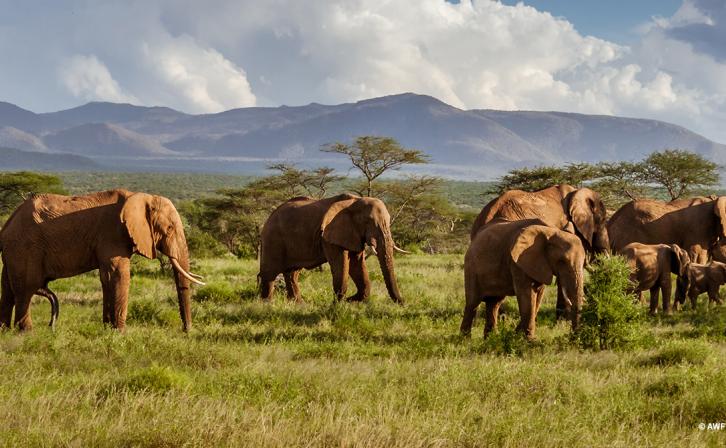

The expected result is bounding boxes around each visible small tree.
[0,171,66,216]
[591,161,647,209]
[267,163,342,198]
[489,163,598,195]
[576,255,642,350]
[638,149,719,200]
[323,136,429,196]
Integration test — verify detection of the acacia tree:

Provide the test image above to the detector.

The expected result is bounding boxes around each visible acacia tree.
[638,149,719,200]
[0,171,66,217]
[489,163,598,195]
[323,136,428,196]
[267,163,342,198]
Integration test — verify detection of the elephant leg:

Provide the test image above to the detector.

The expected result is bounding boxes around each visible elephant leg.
[0,266,14,328]
[10,265,43,331]
[534,285,546,315]
[324,246,349,301]
[483,296,505,337]
[689,290,698,309]
[283,270,302,303]
[461,271,481,337]
[707,286,721,306]
[660,278,672,315]
[649,286,660,315]
[99,257,131,331]
[100,271,113,324]
[515,283,537,340]
[347,251,370,302]
[555,280,571,320]
[258,271,277,302]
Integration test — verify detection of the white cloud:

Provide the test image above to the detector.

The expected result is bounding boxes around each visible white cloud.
[58,54,137,104]
[2,0,726,142]
[140,34,256,113]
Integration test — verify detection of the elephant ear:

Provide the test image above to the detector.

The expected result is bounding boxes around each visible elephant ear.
[568,188,598,246]
[322,200,365,253]
[714,197,726,240]
[120,193,157,259]
[669,244,690,277]
[510,225,555,285]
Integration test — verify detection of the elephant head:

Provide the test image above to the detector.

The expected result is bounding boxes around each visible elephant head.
[322,197,403,303]
[120,193,203,331]
[510,225,586,330]
[714,197,726,241]
[567,188,610,254]
[669,244,691,277]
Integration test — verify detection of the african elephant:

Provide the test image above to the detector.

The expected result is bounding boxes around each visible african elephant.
[0,189,203,332]
[461,218,585,340]
[259,193,404,304]
[470,184,608,319]
[680,261,726,308]
[620,243,690,315]
[608,196,726,264]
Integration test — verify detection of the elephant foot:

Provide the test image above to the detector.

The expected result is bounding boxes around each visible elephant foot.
[346,294,368,303]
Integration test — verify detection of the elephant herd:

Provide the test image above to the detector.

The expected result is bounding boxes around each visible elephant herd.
[0,187,724,339]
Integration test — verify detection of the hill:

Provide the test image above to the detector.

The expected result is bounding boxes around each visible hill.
[0,146,99,170]
[1,94,724,178]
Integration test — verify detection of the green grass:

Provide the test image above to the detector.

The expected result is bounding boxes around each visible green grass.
[1,255,726,446]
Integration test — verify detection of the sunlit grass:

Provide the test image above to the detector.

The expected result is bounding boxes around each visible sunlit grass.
[1,255,725,446]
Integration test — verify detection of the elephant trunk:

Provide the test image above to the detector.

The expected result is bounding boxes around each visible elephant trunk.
[375,226,404,304]
[561,266,584,332]
[592,229,611,255]
[170,242,193,332]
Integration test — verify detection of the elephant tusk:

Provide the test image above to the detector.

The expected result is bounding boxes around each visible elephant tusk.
[393,244,410,254]
[369,245,378,256]
[170,258,206,286]
[188,272,205,280]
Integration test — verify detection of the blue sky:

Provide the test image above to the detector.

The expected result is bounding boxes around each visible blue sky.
[1,0,725,143]
[498,0,683,43]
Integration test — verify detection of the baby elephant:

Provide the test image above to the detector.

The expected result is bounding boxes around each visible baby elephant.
[461,218,585,340]
[680,261,726,308]
[620,243,690,315]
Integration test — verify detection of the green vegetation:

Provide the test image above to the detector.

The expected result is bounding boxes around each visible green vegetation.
[1,255,725,446]
[0,171,66,215]
[490,149,722,208]
[576,255,643,350]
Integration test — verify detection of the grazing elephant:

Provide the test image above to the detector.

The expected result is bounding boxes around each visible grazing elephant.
[259,194,404,304]
[0,190,203,332]
[471,184,608,319]
[620,243,690,315]
[608,196,726,264]
[461,218,585,340]
[680,261,726,308]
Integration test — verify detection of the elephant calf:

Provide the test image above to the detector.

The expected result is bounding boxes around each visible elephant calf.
[620,242,690,315]
[461,218,585,340]
[680,261,726,308]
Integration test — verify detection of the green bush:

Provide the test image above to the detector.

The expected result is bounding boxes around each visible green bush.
[100,365,190,398]
[193,282,256,304]
[186,227,229,258]
[575,255,642,350]
[639,340,710,367]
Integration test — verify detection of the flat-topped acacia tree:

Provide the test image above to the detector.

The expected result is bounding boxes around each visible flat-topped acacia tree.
[323,136,429,197]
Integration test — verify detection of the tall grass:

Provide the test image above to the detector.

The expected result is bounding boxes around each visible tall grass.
[0,255,725,446]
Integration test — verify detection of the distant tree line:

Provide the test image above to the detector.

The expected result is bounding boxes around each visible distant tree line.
[1,146,720,259]
[490,149,720,208]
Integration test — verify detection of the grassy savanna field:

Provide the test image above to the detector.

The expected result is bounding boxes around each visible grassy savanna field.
[1,254,726,447]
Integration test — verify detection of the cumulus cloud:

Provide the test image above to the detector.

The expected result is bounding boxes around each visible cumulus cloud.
[1,0,726,142]
[58,54,137,104]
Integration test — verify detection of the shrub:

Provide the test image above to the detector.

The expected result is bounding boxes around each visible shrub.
[193,282,256,304]
[575,254,642,350]
[100,365,190,398]
[639,340,710,367]
[127,300,170,326]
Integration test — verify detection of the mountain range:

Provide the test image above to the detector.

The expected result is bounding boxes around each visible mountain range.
[1,93,724,179]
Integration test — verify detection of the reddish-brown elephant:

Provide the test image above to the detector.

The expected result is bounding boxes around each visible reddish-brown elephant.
[470,184,609,319]
[0,190,203,332]
[462,218,586,340]
[259,194,404,304]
